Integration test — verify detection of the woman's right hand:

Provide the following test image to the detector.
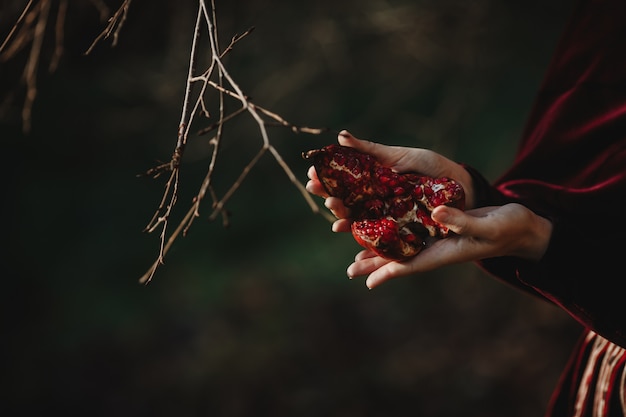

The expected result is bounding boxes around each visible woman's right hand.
[347,203,553,288]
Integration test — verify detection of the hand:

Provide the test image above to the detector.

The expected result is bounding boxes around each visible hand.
[305,129,476,223]
[308,130,475,205]
[305,130,553,289]
[349,203,553,288]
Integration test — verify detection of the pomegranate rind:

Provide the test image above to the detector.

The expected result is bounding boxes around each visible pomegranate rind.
[303,144,465,261]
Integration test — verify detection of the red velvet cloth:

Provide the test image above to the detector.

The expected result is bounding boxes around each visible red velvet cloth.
[468,1,626,414]
[472,0,626,350]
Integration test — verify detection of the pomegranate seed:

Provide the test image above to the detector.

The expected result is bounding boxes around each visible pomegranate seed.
[303,144,464,260]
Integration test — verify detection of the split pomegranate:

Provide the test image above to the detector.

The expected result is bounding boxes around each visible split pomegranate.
[303,144,465,261]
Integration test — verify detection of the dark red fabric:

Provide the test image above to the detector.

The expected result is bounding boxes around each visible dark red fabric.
[542,330,626,416]
[472,0,626,349]
[466,1,626,415]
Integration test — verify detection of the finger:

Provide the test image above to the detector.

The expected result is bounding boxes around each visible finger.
[325,197,350,219]
[431,205,477,236]
[337,129,357,146]
[337,130,409,170]
[307,165,318,180]
[337,130,383,156]
[354,249,379,261]
[364,261,411,289]
[306,166,327,196]
[347,255,394,280]
[362,235,476,288]
[331,218,351,233]
[305,179,328,197]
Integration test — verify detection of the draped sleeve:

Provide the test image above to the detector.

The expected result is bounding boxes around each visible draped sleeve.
[469,0,626,348]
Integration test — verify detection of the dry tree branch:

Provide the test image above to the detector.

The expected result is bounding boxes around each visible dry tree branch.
[138,0,334,284]
[0,0,35,53]
[84,0,132,55]
[2,0,336,284]
[1,0,94,133]
[1,0,56,133]
[21,0,50,134]
[49,0,67,72]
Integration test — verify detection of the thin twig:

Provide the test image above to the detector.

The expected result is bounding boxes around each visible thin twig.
[84,0,132,55]
[49,0,67,72]
[21,0,50,134]
[0,0,35,54]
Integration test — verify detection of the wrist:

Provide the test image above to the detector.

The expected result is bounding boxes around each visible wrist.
[519,213,553,262]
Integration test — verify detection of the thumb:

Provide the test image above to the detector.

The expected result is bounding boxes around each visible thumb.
[337,129,362,144]
[337,130,389,159]
[431,205,473,236]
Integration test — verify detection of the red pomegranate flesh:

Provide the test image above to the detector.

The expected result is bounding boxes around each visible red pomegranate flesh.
[303,144,465,261]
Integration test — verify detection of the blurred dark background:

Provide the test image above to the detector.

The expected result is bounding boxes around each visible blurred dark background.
[2,1,583,416]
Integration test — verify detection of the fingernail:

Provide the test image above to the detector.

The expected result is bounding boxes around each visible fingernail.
[433,208,449,223]
[347,265,355,278]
